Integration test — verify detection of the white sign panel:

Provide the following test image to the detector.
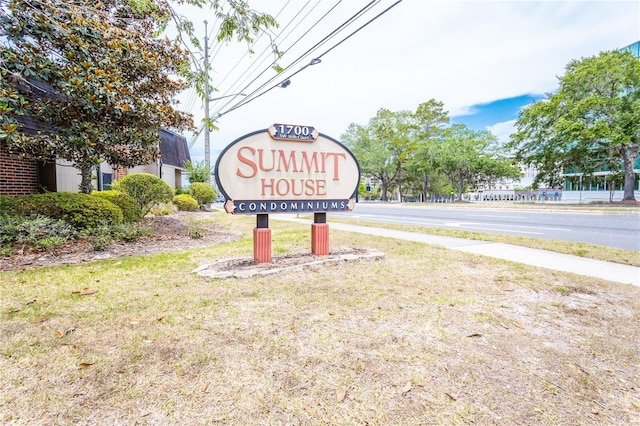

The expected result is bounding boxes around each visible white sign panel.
[215,125,360,214]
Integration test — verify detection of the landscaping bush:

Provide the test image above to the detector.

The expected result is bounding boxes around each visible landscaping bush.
[92,190,143,223]
[0,214,77,255]
[149,202,176,216]
[0,195,18,212]
[78,223,152,251]
[112,173,174,217]
[189,182,216,209]
[173,194,199,211]
[2,192,123,229]
[174,187,190,195]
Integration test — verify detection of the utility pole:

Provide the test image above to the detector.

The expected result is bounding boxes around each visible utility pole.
[203,20,211,185]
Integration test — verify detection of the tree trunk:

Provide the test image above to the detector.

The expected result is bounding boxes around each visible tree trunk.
[622,147,637,201]
[421,173,429,202]
[457,171,464,201]
[79,163,93,194]
[380,179,389,201]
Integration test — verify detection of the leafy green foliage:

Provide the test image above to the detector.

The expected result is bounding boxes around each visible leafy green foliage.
[508,50,640,201]
[343,100,451,201]
[1,0,196,193]
[92,190,143,223]
[2,192,123,229]
[112,173,174,217]
[189,182,216,208]
[436,125,522,200]
[343,99,519,201]
[1,0,279,194]
[79,223,152,251]
[183,160,211,183]
[0,214,76,255]
[173,194,199,211]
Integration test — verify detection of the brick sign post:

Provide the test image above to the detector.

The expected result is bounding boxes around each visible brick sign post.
[215,124,360,264]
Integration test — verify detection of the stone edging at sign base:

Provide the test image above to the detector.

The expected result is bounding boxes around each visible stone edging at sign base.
[193,248,385,279]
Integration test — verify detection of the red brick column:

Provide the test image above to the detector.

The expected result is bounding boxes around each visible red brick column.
[311,212,329,256]
[253,214,271,264]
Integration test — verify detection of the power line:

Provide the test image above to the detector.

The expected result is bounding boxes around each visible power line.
[209,0,317,114]
[218,0,403,118]
[212,0,380,118]
[211,0,342,117]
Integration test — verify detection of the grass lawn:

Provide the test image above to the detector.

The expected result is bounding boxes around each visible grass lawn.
[1,213,639,424]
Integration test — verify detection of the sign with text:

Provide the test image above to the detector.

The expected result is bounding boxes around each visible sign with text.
[215,126,360,214]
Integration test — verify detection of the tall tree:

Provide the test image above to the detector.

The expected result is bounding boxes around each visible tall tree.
[438,125,521,200]
[342,121,395,202]
[407,99,449,201]
[508,50,640,201]
[0,0,277,193]
[342,108,417,202]
[371,108,415,201]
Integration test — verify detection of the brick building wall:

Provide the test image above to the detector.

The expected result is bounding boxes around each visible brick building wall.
[0,145,39,196]
[113,167,129,181]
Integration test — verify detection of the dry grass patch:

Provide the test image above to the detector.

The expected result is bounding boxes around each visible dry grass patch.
[1,217,639,425]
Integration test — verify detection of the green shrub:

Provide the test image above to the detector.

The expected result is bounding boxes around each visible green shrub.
[183,160,211,183]
[0,214,76,255]
[173,194,199,211]
[112,173,174,217]
[149,202,176,216]
[112,224,152,242]
[2,192,123,229]
[78,223,153,251]
[92,190,143,223]
[189,182,216,209]
[0,195,18,212]
[174,187,190,195]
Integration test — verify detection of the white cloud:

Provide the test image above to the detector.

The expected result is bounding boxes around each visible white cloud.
[175,1,640,161]
[487,119,517,144]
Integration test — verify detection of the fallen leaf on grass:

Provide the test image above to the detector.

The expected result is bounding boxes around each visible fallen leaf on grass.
[203,382,210,393]
[56,326,77,338]
[445,392,457,401]
[156,317,164,322]
[30,317,49,323]
[72,288,98,296]
[336,389,347,403]
[466,333,482,338]
[513,320,525,329]
[401,382,412,394]
[78,362,94,369]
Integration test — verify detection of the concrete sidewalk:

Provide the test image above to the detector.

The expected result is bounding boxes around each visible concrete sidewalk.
[273,216,640,287]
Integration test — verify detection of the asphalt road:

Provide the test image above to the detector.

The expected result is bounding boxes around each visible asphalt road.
[333,203,640,252]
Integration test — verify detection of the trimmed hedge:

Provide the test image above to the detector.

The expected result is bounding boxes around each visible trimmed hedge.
[112,173,174,217]
[189,182,216,208]
[173,194,199,211]
[92,190,143,223]
[1,192,123,229]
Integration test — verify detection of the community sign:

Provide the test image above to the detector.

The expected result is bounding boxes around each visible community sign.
[215,124,360,214]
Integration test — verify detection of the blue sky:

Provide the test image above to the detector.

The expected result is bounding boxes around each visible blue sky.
[174,1,640,161]
[451,95,542,131]
[450,94,545,142]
